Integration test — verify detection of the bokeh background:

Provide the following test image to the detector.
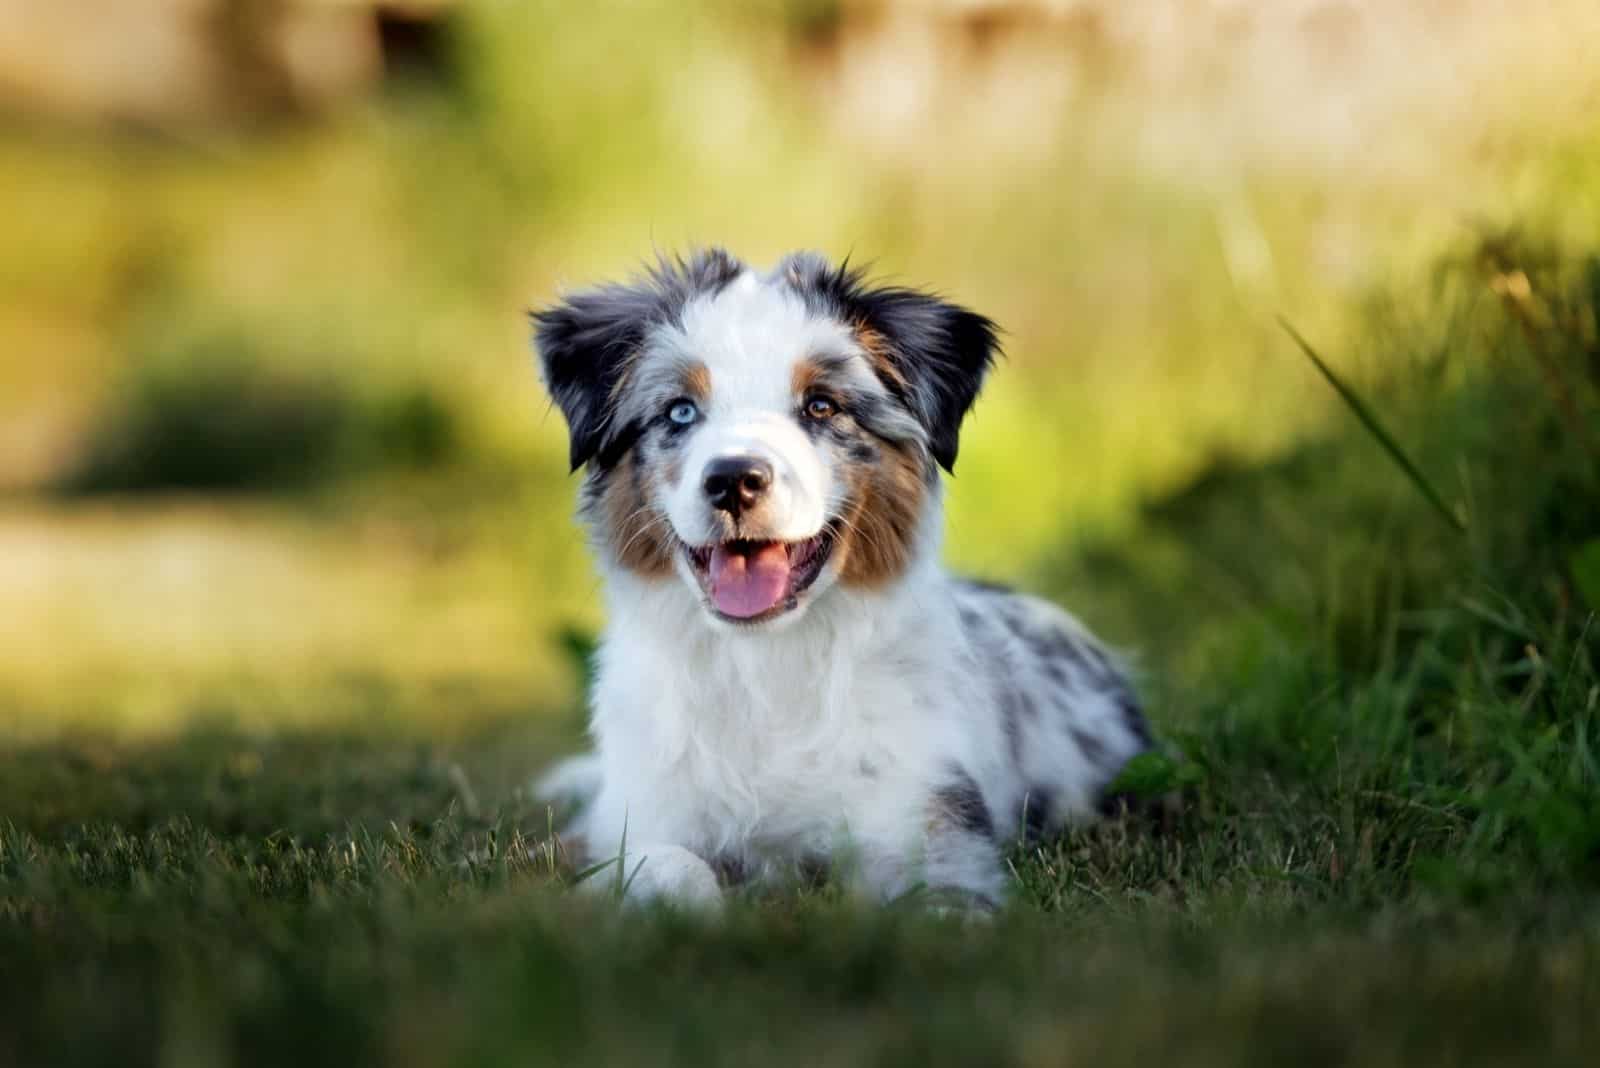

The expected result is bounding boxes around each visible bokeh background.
[6,6,1600,1064]
[2,0,1598,737]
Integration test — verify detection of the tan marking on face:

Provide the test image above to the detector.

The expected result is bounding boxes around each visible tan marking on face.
[834,441,928,588]
[681,360,712,402]
[607,355,709,414]
[791,355,827,399]
[853,323,909,394]
[598,450,674,577]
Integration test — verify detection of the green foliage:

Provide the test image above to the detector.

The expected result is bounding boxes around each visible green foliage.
[64,329,462,493]
[1042,239,1600,900]
[1572,540,1600,610]
[555,625,600,700]
[365,385,461,472]
[1278,316,1467,532]
[1103,748,1204,798]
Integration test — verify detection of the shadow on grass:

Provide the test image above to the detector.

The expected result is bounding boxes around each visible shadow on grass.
[0,714,571,842]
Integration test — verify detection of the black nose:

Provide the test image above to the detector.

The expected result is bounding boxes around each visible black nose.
[702,456,774,517]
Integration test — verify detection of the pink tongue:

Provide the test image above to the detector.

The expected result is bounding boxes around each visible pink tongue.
[708,543,792,618]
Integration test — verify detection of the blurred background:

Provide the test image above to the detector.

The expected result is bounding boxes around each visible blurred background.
[2,0,1598,738]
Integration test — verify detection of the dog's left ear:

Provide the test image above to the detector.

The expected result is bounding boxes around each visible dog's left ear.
[852,287,1000,472]
[781,253,999,472]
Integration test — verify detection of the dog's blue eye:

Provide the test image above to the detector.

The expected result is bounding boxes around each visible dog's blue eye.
[667,400,699,426]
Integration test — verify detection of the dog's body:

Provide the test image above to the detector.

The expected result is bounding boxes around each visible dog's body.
[533,250,1150,908]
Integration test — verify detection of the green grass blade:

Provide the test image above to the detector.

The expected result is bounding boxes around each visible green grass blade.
[570,857,620,885]
[620,856,649,899]
[1278,317,1467,533]
[613,810,630,901]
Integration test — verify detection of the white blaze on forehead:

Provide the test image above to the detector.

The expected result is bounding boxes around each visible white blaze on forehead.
[660,270,858,412]
[646,270,858,547]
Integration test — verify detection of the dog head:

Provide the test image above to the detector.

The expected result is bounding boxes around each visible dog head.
[533,248,999,629]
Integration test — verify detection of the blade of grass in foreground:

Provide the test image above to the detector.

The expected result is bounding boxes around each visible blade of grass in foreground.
[1278,316,1467,533]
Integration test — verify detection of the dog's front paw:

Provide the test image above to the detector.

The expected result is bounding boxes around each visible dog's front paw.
[582,841,724,912]
[916,886,1001,921]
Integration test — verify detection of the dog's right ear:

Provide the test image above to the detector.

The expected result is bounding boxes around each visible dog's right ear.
[533,250,745,472]
[531,283,658,472]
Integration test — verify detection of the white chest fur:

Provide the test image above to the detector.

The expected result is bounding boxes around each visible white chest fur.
[578,560,998,870]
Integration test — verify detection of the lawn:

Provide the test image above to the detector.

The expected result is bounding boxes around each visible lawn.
[3,4,1600,1064]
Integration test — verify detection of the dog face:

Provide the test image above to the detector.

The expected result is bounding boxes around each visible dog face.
[534,249,998,628]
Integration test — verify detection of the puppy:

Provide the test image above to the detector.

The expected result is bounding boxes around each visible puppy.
[532,249,1151,908]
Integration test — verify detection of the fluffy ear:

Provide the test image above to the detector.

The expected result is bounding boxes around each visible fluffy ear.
[531,283,658,472]
[852,287,1000,471]
[532,249,744,471]
[780,254,1000,471]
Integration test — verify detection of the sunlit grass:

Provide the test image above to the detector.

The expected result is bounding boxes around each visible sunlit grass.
[0,493,595,736]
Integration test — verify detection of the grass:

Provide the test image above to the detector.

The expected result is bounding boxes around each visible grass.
[3,235,1599,1065]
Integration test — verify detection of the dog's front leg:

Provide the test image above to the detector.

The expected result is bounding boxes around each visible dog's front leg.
[922,829,1008,912]
[854,829,1007,913]
[853,772,1010,912]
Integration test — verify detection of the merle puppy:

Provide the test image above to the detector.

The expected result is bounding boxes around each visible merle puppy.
[532,249,1150,908]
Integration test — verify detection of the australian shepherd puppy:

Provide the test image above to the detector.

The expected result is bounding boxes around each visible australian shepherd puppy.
[532,248,1151,909]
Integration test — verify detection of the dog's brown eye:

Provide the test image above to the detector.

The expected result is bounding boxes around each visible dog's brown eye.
[804,396,837,421]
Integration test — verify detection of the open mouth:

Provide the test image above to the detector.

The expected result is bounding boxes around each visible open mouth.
[683,526,836,623]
